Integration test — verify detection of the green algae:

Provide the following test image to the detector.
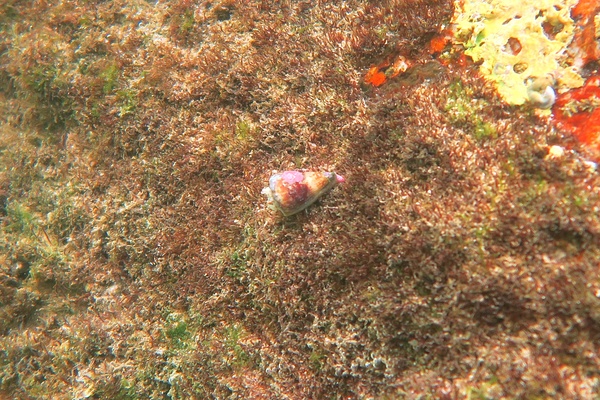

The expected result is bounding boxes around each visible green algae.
[445,79,498,140]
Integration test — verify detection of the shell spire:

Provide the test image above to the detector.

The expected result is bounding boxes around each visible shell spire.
[262,170,345,216]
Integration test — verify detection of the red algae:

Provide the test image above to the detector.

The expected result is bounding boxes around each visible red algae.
[428,28,453,55]
[364,55,411,87]
[364,25,471,89]
[364,65,388,87]
[570,0,600,67]
[553,74,600,156]
[550,0,600,158]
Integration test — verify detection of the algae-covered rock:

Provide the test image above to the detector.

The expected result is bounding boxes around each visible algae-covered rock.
[453,0,584,106]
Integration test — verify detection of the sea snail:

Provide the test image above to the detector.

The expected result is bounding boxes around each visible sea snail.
[262,170,345,216]
[527,75,556,109]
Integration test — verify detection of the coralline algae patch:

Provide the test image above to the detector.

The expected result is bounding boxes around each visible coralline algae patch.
[570,0,600,66]
[553,75,600,156]
[452,0,584,106]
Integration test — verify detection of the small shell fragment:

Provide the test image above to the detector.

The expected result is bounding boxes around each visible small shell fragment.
[262,170,345,216]
[546,145,565,159]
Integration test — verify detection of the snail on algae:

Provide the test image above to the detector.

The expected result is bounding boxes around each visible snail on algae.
[262,170,345,216]
[452,0,585,107]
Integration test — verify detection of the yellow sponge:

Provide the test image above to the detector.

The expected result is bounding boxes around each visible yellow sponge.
[453,0,584,106]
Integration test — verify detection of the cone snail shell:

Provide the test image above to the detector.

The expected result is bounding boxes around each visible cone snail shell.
[262,170,345,216]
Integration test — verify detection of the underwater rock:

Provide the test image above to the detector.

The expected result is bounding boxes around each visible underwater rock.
[262,170,345,216]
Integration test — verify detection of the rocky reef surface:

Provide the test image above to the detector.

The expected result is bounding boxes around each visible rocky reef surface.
[1,0,599,398]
